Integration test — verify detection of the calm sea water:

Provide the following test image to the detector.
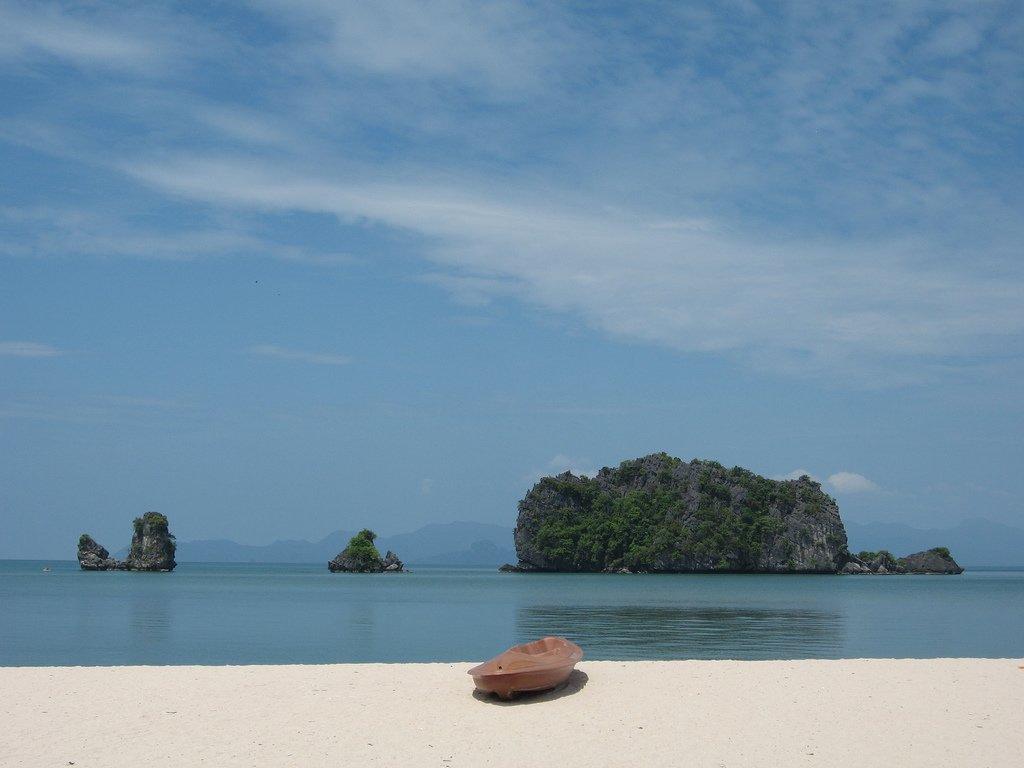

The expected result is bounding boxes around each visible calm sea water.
[2,560,1022,666]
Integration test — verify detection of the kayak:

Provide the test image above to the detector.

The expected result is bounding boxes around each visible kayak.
[467,636,583,699]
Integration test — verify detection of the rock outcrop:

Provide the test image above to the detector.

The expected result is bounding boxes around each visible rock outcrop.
[382,550,404,571]
[900,548,964,574]
[842,550,904,573]
[498,562,531,572]
[328,529,404,573]
[77,534,121,571]
[77,512,176,572]
[510,453,849,573]
[839,556,871,574]
[126,512,177,571]
[841,547,963,574]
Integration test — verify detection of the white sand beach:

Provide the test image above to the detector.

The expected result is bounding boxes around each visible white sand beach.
[2,659,1022,767]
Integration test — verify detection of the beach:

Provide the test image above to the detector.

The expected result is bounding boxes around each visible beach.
[2,659,1022,767]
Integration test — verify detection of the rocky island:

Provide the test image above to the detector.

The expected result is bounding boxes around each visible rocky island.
[503,453,962,574]
[328,529,404,573]
[77,512,177,572]
[842,547,964,574]
[77,534,122,571]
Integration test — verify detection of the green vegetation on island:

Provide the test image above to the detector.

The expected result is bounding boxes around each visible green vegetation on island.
[133,510,170,532]
[846,546,960,574]
[77,511,177,571]
[856,550,899,569]
[514,453,848,573]
[328,529,405,573]
[509,454,965,575]
[344,529,384,570]
[129,511,177,567]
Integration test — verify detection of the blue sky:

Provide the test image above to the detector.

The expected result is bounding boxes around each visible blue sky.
[1,1,1022,558]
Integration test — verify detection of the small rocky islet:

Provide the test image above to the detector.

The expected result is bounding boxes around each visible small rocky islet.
[328,529,405,573]
[503,453,963,575]
[78,511,177,572]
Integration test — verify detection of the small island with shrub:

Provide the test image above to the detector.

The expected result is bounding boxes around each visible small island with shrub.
[328,529,405,573]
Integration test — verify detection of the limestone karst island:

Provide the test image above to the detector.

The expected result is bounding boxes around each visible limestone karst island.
[503,453,962,575]
[77,512,177,572]
[73,455,963,577]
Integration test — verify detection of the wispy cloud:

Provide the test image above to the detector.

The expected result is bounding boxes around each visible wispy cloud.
[0,394,195,424]
[0,3,177,69]
[0,207,354,265]
[418,273,521,307]
[256,0,577,96]
[195,106,295,148]
[4,2,1022,386]
[247,344,351,366]
[0,341,63,357]
[124,156,1024,384]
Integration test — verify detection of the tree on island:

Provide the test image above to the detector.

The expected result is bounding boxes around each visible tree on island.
[328,529,405,573]
[344,529,384,570]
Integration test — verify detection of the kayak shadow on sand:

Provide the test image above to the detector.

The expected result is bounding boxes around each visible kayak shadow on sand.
[472,669,589,706]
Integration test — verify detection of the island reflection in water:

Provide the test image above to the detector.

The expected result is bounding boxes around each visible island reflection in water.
[129,593,172,644]
[8,563,1024,665]
[515,605,844,660]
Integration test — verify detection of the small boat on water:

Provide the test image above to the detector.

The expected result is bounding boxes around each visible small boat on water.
[468,636,583,699]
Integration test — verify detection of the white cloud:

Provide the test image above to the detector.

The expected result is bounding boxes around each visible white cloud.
[196,106,294,148]
[549,454,599,478]
[417,273,521,307]
[6,2,1023,387]
[0,206,353,265]
[0,394,195,424]
[544,454,598,479]
[248,345,351,366]
[255,0,576,96]
[776,468,880,493]
[0,3,174,69]
[521,455,600,487]
[0,341,63,357]
[123,156,1024,384]
[826,472,881,494]
[775,469,820,482]
[919,16,985,59]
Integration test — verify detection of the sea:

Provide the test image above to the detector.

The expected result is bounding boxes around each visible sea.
[2,560,1022,666]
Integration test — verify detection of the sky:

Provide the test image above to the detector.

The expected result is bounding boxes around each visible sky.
[1,1,1022,558]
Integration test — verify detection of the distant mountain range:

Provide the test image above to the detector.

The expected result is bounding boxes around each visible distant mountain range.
[845,517,1024,567]
[120,517,1023,567]
[142,521,518,566]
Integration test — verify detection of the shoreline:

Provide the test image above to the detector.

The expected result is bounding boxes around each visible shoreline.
[1,654,1022,668]
[3,659,1022,767]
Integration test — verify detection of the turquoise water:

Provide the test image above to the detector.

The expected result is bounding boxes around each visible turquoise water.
[1,560,1022,666]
